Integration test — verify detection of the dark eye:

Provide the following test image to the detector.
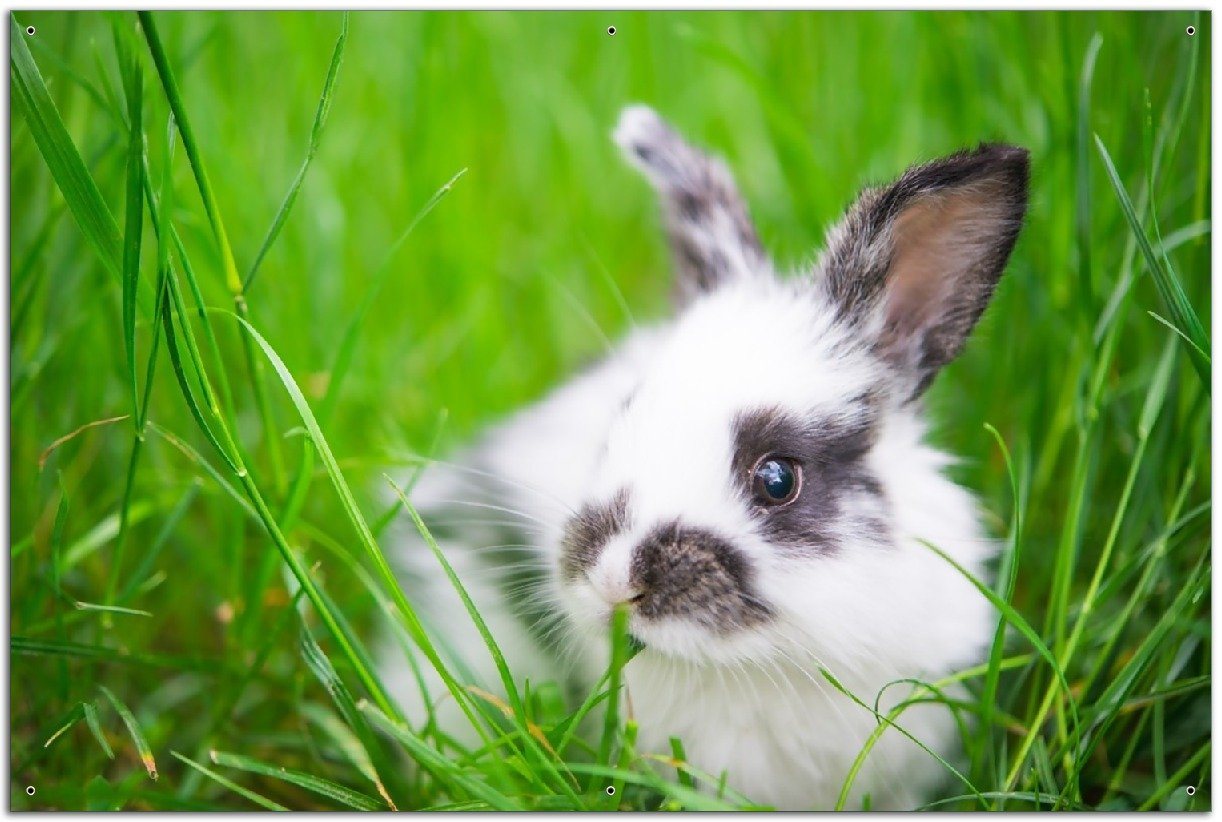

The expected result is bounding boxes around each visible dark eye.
[751,457,801,506]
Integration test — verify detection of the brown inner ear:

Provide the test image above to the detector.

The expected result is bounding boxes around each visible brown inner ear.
[878,182,1007,358]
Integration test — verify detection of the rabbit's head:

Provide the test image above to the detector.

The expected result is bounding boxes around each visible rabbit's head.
[558,106,1028,669]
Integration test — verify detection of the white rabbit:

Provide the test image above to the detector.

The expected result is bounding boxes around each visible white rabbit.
[379,105,1029,811]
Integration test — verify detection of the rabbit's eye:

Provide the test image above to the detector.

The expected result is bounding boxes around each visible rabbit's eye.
[751,457,801,506]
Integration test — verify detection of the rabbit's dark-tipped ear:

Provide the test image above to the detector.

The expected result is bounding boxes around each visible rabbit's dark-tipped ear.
[818,144,1030,398]
[615,105,767,305]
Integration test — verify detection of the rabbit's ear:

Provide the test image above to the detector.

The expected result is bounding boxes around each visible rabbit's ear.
[817,144,1030,398]
[615,106,767,305]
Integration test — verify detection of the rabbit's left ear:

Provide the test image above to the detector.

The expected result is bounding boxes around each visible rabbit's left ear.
[615,106,767,306]
[817,144,1030,398]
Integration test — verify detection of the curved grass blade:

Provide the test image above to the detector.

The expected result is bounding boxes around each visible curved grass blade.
[358,700,520,811]
[209,750,381,811]
[12,636,245,676]
[83,701,115,760]
[299,629,397,808]
[828,666,983,810]
[160,292,238,473]
[389,478,576,799]
[316,168,466,428]
[919,791,1088,811]
[73,602,152,618]
[227,312,505,751]
[10,13,128,289]
[98,685,157,779]
[978,423,1025,782]
[299,703,396,810]
[170,751,288,811]
[244,12,349,291]
[42,702,85,749]
[1094,134,1209,386]
[916,538,1081,793]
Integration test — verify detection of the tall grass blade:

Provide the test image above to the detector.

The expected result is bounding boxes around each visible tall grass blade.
[1094,134,1209,385]
[299,628,397,807]
[244,12,349,290]
[389,478,575,798]
[138,11,240,293]
[10,13,128,288]
[116,24,144,422]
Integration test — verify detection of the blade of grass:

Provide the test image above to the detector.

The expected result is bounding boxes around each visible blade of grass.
[1073,33,1103,312]
[299,628,398,808]
[358,700,521,811]
[42,702,85,749]
[116,20,144,426]
[13,636,249,676]
[977,423,1025,784]
[834,672,983,810]
[244,12,349,291]
[170,751,288,812]
[316,168,467,428]
[299,703,397,810]
[137,11,239,293]
[228,311,506,745]
[595,603,632,788]
[388,477,576,798]
[140,10,287,492]
[83,701,115,760]
[1095,134,1209,385]
[10,13,137,300]
[916,537,1081,794]
[73,602,152,618]
[97,685,158,779]
[209,750,382,810]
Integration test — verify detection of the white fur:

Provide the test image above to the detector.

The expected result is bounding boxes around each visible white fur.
[378,112,1000,811]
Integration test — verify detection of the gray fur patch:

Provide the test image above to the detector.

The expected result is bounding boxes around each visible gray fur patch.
[559,488,631,581]
[616,106,765,305]
[629,522,772,632]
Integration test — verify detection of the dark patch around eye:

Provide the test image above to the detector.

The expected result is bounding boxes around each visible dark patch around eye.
[560,488,631,581]
[731,398,890,555]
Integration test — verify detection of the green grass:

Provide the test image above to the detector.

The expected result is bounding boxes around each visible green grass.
[10,9,1210,811]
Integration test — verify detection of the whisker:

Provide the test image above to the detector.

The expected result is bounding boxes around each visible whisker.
[399,455,578,517]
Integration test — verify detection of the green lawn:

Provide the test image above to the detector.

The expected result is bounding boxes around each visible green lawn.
[10,9,1210,811]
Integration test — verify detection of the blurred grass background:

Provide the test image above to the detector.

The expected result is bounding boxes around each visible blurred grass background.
[10,9,1210,811]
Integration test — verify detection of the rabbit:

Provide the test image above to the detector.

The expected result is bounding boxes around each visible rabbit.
[378,104,1029,811]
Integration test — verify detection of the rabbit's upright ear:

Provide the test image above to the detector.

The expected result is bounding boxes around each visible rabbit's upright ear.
[818,144,1030,399]
[615,106,768,305]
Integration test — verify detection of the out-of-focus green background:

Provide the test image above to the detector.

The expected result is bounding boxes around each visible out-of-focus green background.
[11,10,1210,811]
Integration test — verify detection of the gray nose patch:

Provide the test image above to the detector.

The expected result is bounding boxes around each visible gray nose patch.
[629,522,772,632]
